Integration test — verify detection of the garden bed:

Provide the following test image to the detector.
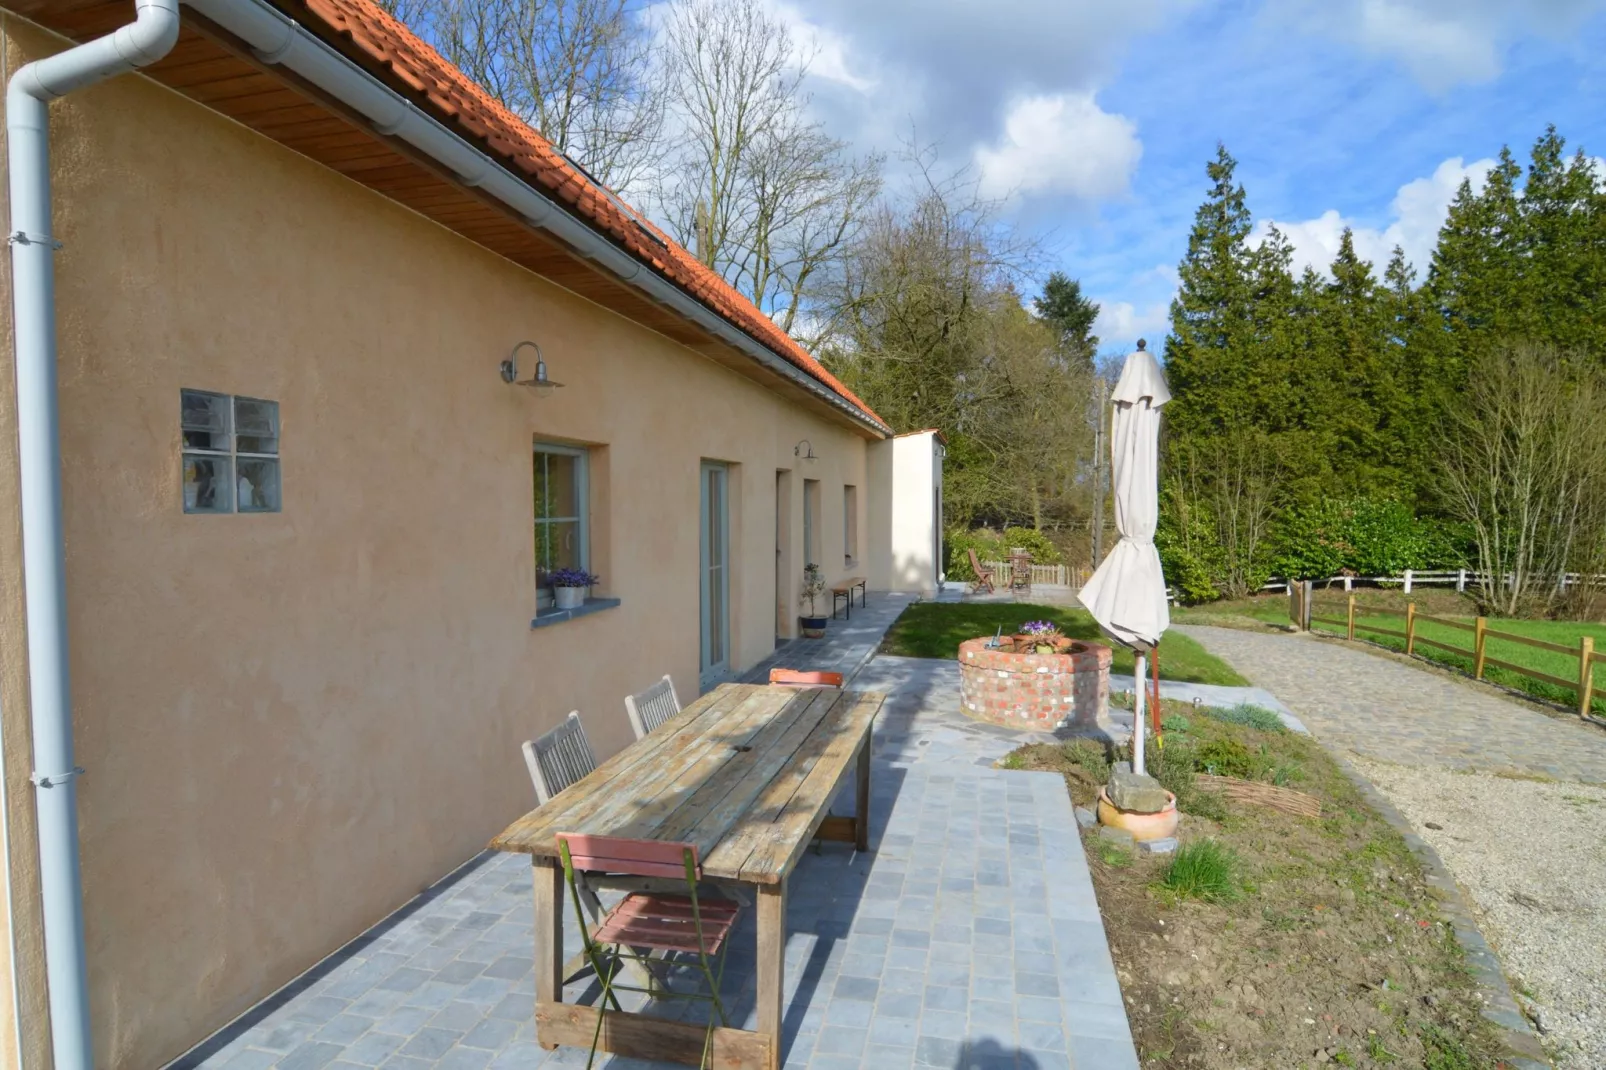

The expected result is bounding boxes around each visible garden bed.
[1003,702,1506,1069]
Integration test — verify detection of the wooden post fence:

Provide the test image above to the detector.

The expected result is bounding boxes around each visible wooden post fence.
[1582,636,1596,720]
[1346,595,1356,641]
[1405,602,1416,656]
[1474,617,1488,679]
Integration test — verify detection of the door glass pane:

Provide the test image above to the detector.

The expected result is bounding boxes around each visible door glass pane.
[547,453,578,518]
[533,453,550,521]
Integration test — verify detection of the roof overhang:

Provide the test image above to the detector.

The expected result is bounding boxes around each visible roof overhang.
[7,0,891,438]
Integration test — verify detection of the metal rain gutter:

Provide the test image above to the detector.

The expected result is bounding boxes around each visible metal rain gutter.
[184,0,887,436]
[6,3,182,1066]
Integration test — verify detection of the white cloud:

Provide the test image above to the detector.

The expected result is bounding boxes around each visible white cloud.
[1277,0,1606,91]
[973,93,1142,202]
[769,1,876,92]
[1249,156,1495,277]
[1093,299,1171,347]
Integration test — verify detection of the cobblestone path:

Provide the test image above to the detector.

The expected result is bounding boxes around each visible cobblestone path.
[1176,625,1606,784]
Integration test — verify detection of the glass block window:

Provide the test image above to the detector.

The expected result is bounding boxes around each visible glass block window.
[182,390,281,514]
[534,443,588,610]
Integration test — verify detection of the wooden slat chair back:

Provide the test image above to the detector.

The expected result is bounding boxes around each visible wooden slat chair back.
[624,674,681,741]
[556,833,740,1062]
[967,547,995,594]
[522,711,598,805]
[768,668,844,688]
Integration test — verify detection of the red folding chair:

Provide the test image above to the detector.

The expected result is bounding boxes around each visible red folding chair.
[768,668,844,688]
[557,833,741,1069]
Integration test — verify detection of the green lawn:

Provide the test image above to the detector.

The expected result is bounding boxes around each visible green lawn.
[1309,604,1606,716]
[880,602,1249,686]
[1171,595,1295,629]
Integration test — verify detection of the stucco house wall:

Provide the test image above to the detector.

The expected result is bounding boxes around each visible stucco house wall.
[868,431,945,597]
[0,17,884,1068]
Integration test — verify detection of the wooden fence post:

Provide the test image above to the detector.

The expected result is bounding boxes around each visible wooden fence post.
[1474,617,1488,679]
[1303,581,1313,632]
[1346,595,1356,641]
[1405,602,1416,656]
[1581,636,1595,720]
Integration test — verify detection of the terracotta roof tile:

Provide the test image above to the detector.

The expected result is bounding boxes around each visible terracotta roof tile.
[282,0,884,431]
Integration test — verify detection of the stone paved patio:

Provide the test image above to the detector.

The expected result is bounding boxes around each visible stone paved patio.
[177,646,1137,1070]
[1178,624,1606,783]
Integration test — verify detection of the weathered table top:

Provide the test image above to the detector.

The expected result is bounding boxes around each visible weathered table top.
[491,684,883,885]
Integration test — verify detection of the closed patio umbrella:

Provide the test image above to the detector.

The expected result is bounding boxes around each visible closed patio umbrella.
[1079,339,1171,774]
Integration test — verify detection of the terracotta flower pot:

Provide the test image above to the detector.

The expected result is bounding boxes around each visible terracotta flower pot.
[1096,787,1180,842]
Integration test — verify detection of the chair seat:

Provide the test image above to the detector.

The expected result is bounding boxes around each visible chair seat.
[593,893,740,956]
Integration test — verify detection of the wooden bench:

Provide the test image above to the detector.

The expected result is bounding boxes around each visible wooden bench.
[830,577,867,620]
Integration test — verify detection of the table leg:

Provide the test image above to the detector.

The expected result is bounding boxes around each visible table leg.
[756,883,787,1070]
[533,857,564,1048]
[855,732,872,852]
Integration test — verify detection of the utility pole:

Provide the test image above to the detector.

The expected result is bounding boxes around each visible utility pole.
[1091,377,1108,564]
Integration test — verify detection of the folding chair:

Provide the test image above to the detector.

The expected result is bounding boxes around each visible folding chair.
[558,833,740,1069]
[966,547,995,594]
[768,668,844,688]
[624,674,681,740]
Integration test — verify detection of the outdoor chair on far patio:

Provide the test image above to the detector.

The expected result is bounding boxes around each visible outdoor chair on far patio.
[624,674,681,740]
[768,668,844,688]
[522,711,598,805]
[557,833,740,1069]
[966,547,995,595]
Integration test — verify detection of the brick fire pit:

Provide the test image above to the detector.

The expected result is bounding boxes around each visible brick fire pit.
[958,636,1112,731]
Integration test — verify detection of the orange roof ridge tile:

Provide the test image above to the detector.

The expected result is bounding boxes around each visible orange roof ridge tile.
[285,0,887,431]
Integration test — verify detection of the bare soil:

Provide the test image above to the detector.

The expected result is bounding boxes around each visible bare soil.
[1007,705,1509,1069]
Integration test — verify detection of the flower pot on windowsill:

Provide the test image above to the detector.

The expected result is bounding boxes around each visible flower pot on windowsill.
[799,615,828,639]
[553,586,587,610]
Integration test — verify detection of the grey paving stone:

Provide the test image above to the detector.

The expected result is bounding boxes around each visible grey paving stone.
[277,1041,345,1070]
[914,1034,963,1066]
[398,1027,463,1061]
[338,1032,408,1067]
[311,1015,376,1046]
[219,1049,279,1070]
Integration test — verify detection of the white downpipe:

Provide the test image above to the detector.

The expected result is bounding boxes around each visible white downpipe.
[182,0,885,435]
[1132,653,1146,777]
[6,3,180,1066]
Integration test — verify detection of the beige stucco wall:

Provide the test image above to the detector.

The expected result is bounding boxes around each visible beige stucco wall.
[867,432,943,596]
[0,17,878,1068]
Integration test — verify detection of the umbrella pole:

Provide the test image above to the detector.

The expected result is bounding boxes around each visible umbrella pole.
[1132,653,1147,777]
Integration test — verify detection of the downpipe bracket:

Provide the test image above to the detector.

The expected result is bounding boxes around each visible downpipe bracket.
[30,768,85,789]
[8,230,63,249]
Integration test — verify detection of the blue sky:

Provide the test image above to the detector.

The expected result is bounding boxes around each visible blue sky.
[762,0,1606,352]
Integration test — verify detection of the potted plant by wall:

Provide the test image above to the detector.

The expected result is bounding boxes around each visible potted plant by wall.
[799,563,828,638]
[549,567,599,610]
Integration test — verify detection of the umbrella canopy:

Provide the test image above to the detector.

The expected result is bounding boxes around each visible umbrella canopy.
[1079,341,1172,650]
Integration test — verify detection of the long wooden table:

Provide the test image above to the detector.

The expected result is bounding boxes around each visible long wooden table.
[491,683,883,1070]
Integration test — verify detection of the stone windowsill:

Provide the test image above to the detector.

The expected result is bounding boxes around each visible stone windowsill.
[531,597,621,629]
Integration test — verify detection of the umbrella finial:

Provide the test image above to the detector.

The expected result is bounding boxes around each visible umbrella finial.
[1136,338,1147,351]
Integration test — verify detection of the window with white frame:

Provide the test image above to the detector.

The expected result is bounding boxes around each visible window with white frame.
[844,484,858,564]
[181,390,281,514]
[533,443,588,610]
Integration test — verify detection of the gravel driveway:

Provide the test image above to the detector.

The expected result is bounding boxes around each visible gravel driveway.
[1176,625,1606,1068]
[1353,761,1606,1069]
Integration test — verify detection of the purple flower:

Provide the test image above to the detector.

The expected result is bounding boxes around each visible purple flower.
[1021,620,1056,635]
[549,567,600,588]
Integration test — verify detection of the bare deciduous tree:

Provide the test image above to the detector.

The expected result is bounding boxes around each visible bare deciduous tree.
[374,0,664,196]
[1440,343,1606,616]
[1167,430,1284,599]
[657,0,880,335]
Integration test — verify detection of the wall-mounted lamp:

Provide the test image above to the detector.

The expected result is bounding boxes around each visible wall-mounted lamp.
[500,340,563,395]
[794,439,818,463]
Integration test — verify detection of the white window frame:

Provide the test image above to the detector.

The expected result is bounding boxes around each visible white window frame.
[533,442,589,612]
[181,389,281,514]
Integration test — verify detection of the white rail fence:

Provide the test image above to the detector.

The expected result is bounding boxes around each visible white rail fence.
[1255,570,1606,595]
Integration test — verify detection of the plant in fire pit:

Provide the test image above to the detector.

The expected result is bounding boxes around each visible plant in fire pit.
[799,563,828,638]
[1018,620,1064,654]
[548,566,599,610]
